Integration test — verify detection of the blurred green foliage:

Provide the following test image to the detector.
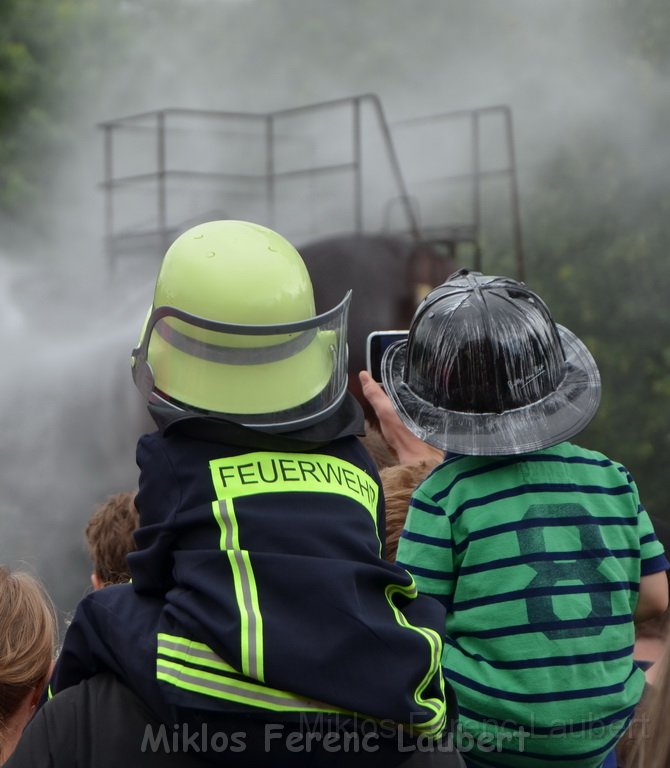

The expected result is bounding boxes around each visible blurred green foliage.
[521,131,670,519]
[0,0,128,216]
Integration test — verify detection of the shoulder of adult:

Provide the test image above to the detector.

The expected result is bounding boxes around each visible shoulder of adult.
[8,674,211,768]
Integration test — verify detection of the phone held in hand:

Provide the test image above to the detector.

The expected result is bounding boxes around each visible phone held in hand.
[366,330,409,382]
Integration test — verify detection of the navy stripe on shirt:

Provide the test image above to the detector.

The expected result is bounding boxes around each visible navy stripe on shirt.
[451,581,637,612]
[457,701,635,736]
[449,612,633,640]
[432,452,616,504]
[400,530,452,548]
[457,548,639,577]
[442,641,635,669]
[448,483,634,524]
[447,666,635,703]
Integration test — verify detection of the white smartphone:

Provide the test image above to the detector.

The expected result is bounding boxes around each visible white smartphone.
[366,330,409,382]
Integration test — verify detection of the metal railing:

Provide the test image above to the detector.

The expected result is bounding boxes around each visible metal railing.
[99,94,524,278]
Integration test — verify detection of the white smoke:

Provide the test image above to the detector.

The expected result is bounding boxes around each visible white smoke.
[0,249,153,617]
[3,0,669,616]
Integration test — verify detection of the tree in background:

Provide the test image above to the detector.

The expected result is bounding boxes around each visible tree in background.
[520,127,670,518]
[0,0,128,222]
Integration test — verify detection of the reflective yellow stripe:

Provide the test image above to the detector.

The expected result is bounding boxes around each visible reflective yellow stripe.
[212,497,264,681]
[207,452,382,683]
[210,452,379,520]
[385,581,447,737]
[230,547,263,680]
[157,633,237,673]
[156,632,445,736]
[212,495,239,550]
[156,657,349,714]
[196,452,446,734]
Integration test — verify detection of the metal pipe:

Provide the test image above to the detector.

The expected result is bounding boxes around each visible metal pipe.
[364,94,421,241]
[103,124,114,269]
[472,111,482,272]
[503,106,525,282]
[266,114,275,227]
[353,98,362,233]
[157,111,167,253]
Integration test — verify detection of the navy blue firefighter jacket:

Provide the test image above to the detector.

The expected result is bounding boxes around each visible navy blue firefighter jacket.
[50,396,449,736]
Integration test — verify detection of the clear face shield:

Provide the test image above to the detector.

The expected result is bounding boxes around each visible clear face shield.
[131,291,351,432]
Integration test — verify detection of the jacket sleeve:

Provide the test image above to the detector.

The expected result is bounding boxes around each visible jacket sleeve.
[127,433,182,596]
[46,588,133,699]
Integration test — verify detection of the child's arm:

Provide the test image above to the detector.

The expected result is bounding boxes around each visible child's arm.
[359,370,443,466]
[48,586,134,699]
[634,570,669,623]
[129,434,181,595]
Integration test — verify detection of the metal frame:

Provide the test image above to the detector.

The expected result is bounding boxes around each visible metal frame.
[99,94,524,278]
[388,104,524,280]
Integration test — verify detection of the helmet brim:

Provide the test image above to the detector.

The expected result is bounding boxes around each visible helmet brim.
[381,324,601,455]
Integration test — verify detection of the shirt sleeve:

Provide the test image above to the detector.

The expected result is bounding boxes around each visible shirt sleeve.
[625,469,670,576]
[638,506,670,575]
[395,481,456,611]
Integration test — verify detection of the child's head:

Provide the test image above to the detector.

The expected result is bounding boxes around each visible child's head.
[0,566,56,761]
[85,491,139,589]
[131,220,351,432]
[382,269,601,455]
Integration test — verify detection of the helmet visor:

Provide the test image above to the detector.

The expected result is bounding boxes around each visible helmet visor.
[132,292,351,431]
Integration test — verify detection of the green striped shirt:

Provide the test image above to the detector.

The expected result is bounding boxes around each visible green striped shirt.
[396,441,668,767]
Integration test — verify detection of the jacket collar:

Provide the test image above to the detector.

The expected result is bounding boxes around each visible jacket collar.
[148,392,366,451]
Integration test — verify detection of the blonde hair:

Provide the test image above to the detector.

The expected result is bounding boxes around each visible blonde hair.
[85,491,139,586]
[380,462,433,562]
[0,566,56,736]
[361,423,398,470]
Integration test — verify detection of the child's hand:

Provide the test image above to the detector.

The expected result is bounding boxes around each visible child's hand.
[358,370,442,467]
